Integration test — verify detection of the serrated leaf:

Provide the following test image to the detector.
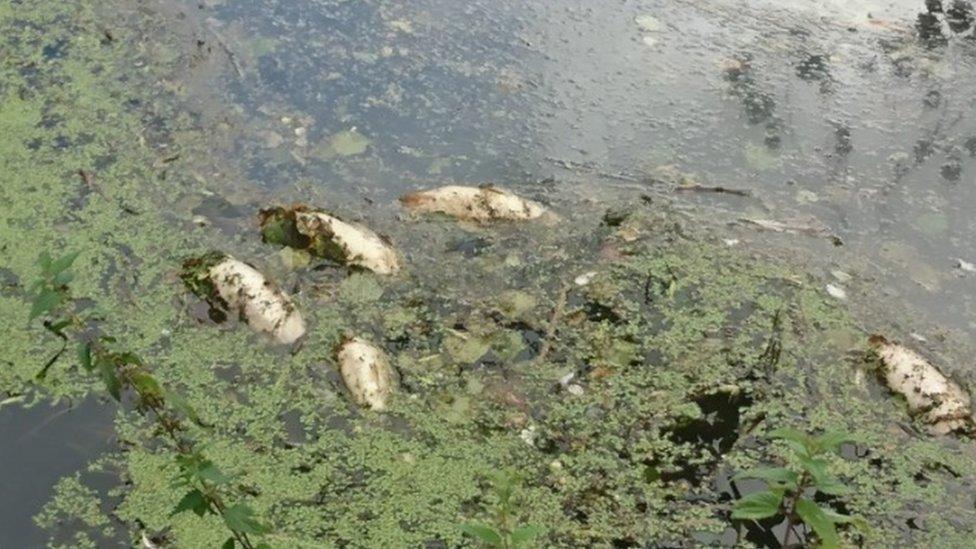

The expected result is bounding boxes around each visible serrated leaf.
[170,489,209,517]
[814,474,850,496]
[96,355,121,401]
[53,270,74,286]
[731,490,783,520]
[198,461,232,485]
[29,289,62,321]
[49,250,80,276]
[169,391,204,426]
[221,538,235,549]
[733,467,799,486]
[511,525,544,544]
[222,504,270,535]
[77,342,93,372]
[130,372,163,400]
[816,430,854,453]
[38,251,53,272]
[796,498,840,549]
[460,523,503,545]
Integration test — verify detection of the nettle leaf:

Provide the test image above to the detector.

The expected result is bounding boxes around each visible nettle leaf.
[796,498,840,549]
[460,523,503,545]
[53,270,74,286]
[77,342,93,372]
[222,504,270,535]
[198,460,232,485]
[96,355,121,401]
[733,467,799,486]
[769,427,812,457]
[816,430,854,453]
[814,474,850,496]
[49,250,81,276]
[511,525,545,544]
[29,289,62,321]
[38,252,53,272]
[169,391,204,426]
[130,372,163,400]
[731,490,783,520]
[170,489,209,517]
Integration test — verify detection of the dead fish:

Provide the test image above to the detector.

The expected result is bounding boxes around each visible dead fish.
[869,335,973,435]
[337,337,395,410]
[400,185,548,222]
[260,206,400,275]
[182,253,306,345]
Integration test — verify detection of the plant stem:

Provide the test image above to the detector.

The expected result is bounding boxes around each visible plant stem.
[781,472,811,548]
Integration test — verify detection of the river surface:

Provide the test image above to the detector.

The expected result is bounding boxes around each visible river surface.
[4,0,976,546]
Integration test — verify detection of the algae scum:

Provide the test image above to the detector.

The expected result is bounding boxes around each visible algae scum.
[4,0,976,547]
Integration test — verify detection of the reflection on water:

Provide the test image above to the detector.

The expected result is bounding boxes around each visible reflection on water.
[0,398,115,547]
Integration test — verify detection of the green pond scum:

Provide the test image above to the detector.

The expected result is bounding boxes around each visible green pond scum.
[4,1,976,548]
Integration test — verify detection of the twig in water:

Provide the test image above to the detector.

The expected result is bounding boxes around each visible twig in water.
[675,184,753,197]
[205,21,245,78]
[537,282,570,363]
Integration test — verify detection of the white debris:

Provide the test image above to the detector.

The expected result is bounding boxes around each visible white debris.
[519,424,537,446]
[825,284,847,300]
[634,14,661,32]
[830,269,852,283]
[574,271,597,286]
[955,258,976,273]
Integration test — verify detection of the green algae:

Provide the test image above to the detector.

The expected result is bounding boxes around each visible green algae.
[5,1,976,548]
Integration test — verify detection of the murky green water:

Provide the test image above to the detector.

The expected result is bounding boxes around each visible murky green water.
[4,0,976,546]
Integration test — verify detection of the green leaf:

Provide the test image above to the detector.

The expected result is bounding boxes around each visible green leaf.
[96,355,121,401]
[37,252,53,272]
[221,538,235,549]
[29,289,62,321]
[130,372,163,400]
[222,504,270,535]
[49,251,81,276]
[731,490,783,520]
[733,467,799,486]
[198,460,232,485]
[170,489,209,517]
[795,498,840,549]
[169,391,204,426]
[75,343,92,373]
[460,523,503,545]
[813,474,850,496]
[816,430,854,453]
[53,270,74,286]
[511,525,545,544]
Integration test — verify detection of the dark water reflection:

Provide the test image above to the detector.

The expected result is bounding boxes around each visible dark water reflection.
[196,0,976,342]
[0,398,115,548]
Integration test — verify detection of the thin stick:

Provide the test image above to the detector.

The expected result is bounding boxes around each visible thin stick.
[674,184,752,197]
[536,282,570,363]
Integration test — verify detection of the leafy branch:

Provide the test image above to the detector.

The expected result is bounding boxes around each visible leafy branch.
[461,470,544,548]
[28,251,269,549]
[732,428,865,548]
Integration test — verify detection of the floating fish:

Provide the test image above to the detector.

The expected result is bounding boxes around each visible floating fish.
[182,253,306,344]
[337,337,395,410]
[400,185,548,222]
[870,335,972,435]
[260,206,401,275]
